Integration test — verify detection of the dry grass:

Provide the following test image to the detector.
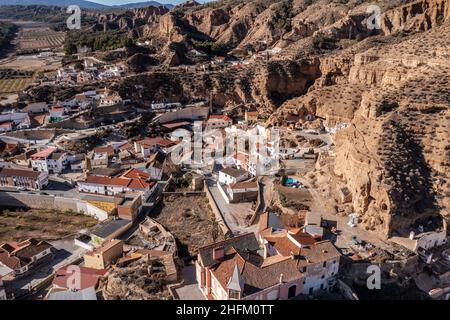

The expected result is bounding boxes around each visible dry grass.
[0,209,98,242]
[150,194,225,258]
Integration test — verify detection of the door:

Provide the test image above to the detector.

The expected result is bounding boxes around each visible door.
[288,285,297,299]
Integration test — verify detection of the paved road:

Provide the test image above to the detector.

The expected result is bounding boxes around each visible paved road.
[174,265,205,300]
[10,240,87,299]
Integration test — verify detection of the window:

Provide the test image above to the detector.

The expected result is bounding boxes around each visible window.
[301,266,307,273]
[321,275,325,279]
[323,261,327,268]
[228,290,240,300]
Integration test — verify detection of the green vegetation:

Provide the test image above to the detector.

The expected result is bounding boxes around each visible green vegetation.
[64,29,133,55]
[274,0,294,33]
[0,22,18,50]
[191,39,232,56]
[312,34,338,50]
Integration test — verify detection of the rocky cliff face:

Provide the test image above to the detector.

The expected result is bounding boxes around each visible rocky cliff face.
[114,0,449,238]
[264,0,449,238]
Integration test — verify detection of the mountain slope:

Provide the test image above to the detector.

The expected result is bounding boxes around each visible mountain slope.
[0,0,173,9]
[0,0,108,9]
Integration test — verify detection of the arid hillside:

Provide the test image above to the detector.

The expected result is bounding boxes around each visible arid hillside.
[110,0,450,238]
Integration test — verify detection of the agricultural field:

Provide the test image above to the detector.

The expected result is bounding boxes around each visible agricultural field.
[18,27,65,50]
[0,68,34,94]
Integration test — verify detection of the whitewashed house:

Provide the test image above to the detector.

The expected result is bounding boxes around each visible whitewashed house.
[31,147,68,174]
[218,167,248,185]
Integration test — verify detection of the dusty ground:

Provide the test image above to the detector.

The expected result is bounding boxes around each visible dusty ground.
[0,208,97,242]
[150,194,225,259]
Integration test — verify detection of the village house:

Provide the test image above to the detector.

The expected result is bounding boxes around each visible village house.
[77,171,158,202]
[218,167,248,185]
[230,138,277,177]
[0,141,19,157]
[84,239,123,270]
[99,89,123,107]
[196,233,304,300]
[245,111,258,123]
[13,149,37,168]
[52,265,108,291]
[0,111,30,132]
[206,115,232,130]
[258,213,341,296]
[31,147,68,174]
[0,167,48,190]
[133,137,177,158]
[49,105,66,120]
[225,181,258,203]
[116,193,142,222]
[90,220,133,247]
[23,102,48,114]
[0,239,53,278]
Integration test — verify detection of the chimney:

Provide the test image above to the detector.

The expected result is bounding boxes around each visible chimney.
[279,273,284,284]
[213,247,224,261]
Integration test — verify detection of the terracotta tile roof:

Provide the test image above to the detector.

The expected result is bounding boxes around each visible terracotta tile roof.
[118,142,133,151]
[127,178,154,190]
[289,232,317,247]
[94,146,115,156]
[137,137,175,148]
[53,265,107,290]
[265,234,302,256]
[12,239,53,259]
[0,252,27,270]
[233,152,248,164]
[0,121,13,128]
[293,240,341,268]
[121,168,151,180]
[210,249,302,297]
[31,147,56,160]
[208,114,232,122]
[0,239,53,270]
[86,239,123,256]
[84,175,131,187]
[0,168,41,179]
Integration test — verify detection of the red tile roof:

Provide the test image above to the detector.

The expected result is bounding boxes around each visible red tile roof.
[0,121,13,128]
[84,175,131,187]
[83,174,155,190]
[208,115,231,122]
[121,168,151,180]
[53,265,108,290]
[31,147,56,160]
[137,137,175,148]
